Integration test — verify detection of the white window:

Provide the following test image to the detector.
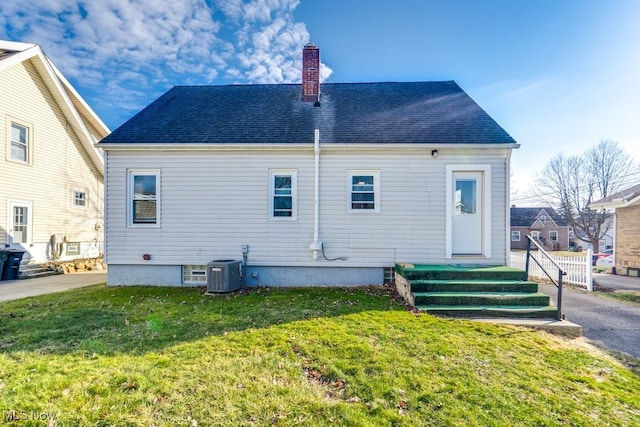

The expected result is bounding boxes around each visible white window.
[348,170,380,212]
[7,200,32,244]
[531,231,540,240]
[8,120,32,163]
[511,231,521,241]
[74,190,87,207]
[128,170,160,227]
[599,239,606,252]
[549,231,558,241]
[539,215,547,225]
[183,265,208,284]
[269,170,297,220]
[66,242,80,256]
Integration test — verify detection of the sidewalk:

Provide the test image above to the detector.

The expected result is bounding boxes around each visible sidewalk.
[0,271,107,302]
[593,272,640,291]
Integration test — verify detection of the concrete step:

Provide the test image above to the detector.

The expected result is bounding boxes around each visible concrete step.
[414,291,551,307]
[19,270,60,280]
[17,263,61,280]
[410,280,539,293]
[417,305,559,319]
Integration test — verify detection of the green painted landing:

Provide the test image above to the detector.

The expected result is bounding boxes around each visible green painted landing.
[395,263,527,282]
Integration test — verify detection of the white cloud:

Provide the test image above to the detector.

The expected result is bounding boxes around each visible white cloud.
[1,0,332,127]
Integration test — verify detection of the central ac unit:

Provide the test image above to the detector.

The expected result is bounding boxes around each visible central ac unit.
[206,260,242,293]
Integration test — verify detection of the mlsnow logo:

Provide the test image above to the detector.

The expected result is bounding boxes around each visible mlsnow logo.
[3,410,55,421]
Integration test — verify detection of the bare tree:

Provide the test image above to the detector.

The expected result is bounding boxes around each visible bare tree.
[529,140,637,250]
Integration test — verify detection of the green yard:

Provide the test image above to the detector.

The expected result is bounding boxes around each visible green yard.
[1,284,639,426]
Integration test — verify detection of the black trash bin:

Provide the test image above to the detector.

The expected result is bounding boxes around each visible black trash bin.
[0,250,9,280]
[1,249,26,281]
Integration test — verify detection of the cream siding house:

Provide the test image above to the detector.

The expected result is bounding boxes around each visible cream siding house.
[0,40,109,265]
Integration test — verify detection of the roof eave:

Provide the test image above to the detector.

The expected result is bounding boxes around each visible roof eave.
[98,142,521,152]
[7,44,107,175]
[589,195,640,210]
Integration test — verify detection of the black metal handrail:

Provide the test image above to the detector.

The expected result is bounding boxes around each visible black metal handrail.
[525,235,566,321]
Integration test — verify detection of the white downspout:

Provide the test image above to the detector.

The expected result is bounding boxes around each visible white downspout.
[506,148,513,266]
[309,129,322,260]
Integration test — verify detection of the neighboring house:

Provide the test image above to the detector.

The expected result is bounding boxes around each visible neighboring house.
[0,40,109,264]
[510,206,569,251]
[568,215,614,252]
[98,44,519,287]
[589,183,640,276]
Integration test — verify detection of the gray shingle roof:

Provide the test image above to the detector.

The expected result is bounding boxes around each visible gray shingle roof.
[510,207,568,227]
[590,183,640,206]
[99,81,516,145]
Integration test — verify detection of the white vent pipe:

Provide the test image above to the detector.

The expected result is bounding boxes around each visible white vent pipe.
[309,129,322,260]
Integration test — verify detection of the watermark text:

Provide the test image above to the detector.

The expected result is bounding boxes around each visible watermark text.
[3,409,55,422]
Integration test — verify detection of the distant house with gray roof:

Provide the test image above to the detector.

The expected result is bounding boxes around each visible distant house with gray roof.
[510,207,569,251]
[97,44,519,287]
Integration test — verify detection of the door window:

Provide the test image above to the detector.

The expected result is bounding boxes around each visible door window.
[455,179,477,214]
[12,206,28,243]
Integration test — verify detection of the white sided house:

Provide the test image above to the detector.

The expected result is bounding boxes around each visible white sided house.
[0,40,109,264]
[99,44,519,287]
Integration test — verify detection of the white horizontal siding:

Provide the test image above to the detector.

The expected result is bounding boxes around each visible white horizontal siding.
[1,60,103,255]
[105,147,510,267]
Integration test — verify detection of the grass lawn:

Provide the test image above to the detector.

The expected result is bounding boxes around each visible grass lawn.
[1,284,639,426]
[599,290,640,306]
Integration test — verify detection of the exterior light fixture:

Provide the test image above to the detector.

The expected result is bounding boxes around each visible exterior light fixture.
[431,149,438,157]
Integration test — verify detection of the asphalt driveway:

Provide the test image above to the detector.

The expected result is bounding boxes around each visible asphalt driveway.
[540,273,640,359]
[0,271,106,302]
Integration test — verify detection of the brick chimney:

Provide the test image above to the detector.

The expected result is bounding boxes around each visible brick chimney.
[301,43,320,103]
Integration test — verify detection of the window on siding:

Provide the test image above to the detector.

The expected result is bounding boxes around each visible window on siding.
[511,231,521,241]
[549,231,558,241]
[348,171,380,212]
[128,170,160,226]
[9,121,31,163]
[539,215,547,225]
[530,231,540,240]
[269,170,297,220]
[66,242,80,256]
[74,191,87,207]
[183,265,208,284]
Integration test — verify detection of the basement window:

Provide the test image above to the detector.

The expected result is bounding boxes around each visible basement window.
[183,265,208,284]
[66,242,80,256]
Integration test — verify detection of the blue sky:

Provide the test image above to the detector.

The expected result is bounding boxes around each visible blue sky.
[2,0,640,202]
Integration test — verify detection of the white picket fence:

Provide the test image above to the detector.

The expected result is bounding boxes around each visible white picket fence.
[509,249,593,291]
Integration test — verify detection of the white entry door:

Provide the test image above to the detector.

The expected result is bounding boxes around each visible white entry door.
[451,172,483,255]
[7,200,32,245]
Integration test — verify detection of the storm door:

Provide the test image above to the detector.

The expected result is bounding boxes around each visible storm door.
[451,172,483,255]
